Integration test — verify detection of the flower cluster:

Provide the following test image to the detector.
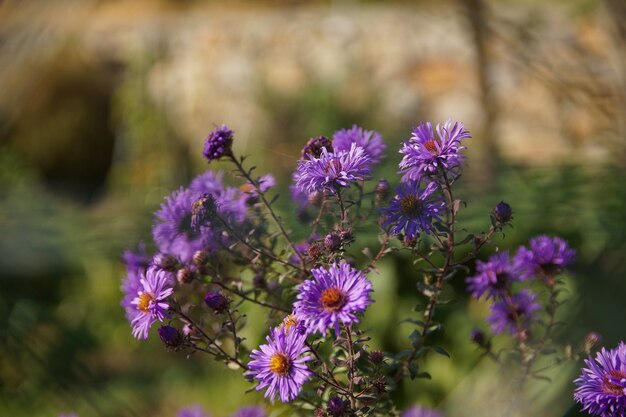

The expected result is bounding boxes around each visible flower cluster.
[116,119,586,417]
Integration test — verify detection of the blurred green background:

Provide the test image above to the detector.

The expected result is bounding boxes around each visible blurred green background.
[1,0,625,416]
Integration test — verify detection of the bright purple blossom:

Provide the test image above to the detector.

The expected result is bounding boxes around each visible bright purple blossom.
[401,405,442,417]
[399,120,471,181]
[232,406,266,417]
[178,405,210,417]
[514,235,576,279]
[294,143,371,194]
[278,313,309,337]
[466,251,521,300]
[333,125,386,164]
[247,327,312,403]
[486,290,540,335]
[203,124,233,162]
[574,342,626,417]
[380,180,445,240]
[130,266,174,340]
[294,262,373,335]
[120,244,151,323]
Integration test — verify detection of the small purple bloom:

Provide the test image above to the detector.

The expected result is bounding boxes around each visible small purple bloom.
[401,405,442,417]
[466,251,521,300]
[380,180,445,240]
[120,244,151,324]
[178,405,210,417]
[294,262,373,335]
[294,143,371,194]
[487,290,540,335]
[333,125,386,164]
[399,120,471,181]
[514,235,576,279]
[203,124,233,162]
[278,313,308,336]
[247,327,312,403]
[131,266,174,340]
[231,406,266,417]
[574,342,626,417]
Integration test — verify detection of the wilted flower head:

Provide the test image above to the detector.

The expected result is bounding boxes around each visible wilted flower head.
[514,235,576,279]
[486,289,540,335]
[333,125,386,164]
[131,266,174,340]
[302,136,333,159]
[399,120,471,181]
[380,180,445,240]
[247,327,312,402]
[294,262,373,335]
[466,251,521,300]
[203,124,233,162]
[574,342,626,417]
[295,143,371,194]
[401,405,442,417]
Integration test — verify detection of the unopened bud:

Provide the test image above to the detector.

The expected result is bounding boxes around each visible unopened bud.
[204,291,229,314]
[492,201,513,225]
[158,325,184,350]
[153,253,178,272]
[375,179,391,201]
[177,267,195,284]
[324,232,342,252]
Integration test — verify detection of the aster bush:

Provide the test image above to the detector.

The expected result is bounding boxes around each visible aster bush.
[116,122,597,416]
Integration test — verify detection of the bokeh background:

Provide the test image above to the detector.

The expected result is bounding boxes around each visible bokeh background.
[1,0,625,416]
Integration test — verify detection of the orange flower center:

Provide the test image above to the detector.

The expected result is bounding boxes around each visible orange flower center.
[320,288,346,312]
[423,139,438,154]
[269,353,292,375]
[400,194,423,217]
[137,293,153,313]
[602,370,626,395]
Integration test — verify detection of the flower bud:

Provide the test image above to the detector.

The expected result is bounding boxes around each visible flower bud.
[584,332,601,353]
[306,242,324,261]
[252,274,266,289]
[324,232,342,252]
[327,397,348,416]
[177,267,195,284]
[492,201,513,225]
[153,253,178,272]
[158,325,183,349]
[369,350,385,364]
[375,179,390,201]
[204,291,229,314]
[203,124,234,162]
[193,250,210,270]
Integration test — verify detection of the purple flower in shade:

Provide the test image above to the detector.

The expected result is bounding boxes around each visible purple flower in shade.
[203,124,233,162]
[131,266,174,340]
[294,143,371,194]
[294,262,373,335]
[120,244,151,323]
[399,120,471,181]
[178,405,210,417]
[327,397,348,416]
[486,290,540,335]
[247,327,313,403]
[574,342,626,417]
[466,251,521,301]
[380,180,445,240]
[189,171,247,225]
[401,405,442,417]
[231,406,266,417]
[333,125,386,165]
[153,187,212,263]
[204,291,229,314]
[514,235,576,279]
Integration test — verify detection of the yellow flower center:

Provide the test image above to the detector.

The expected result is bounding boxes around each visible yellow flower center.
[281,315,298,334]
[269,353,292,375]
[137,293,153,313]
[320,288,346,312]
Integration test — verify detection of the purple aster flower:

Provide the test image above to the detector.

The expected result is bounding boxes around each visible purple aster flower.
[514,235,576,279]
[203,124,233,162]
[247,327,312,403]
[178,405,210,417]
[574,342,626,417]
[294,143,371,194]
[294,262,373,335]
[231,406,266,417]
[380,180,445,240]
[278,313,308,336]
[153,187,212,263]
[399,120,471,181]
[131,266,174,340]
[487,290,540,335]
[466,251,521,300]
[401,405,442,417]
[120,244,151,323]
[333,125,386,164]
